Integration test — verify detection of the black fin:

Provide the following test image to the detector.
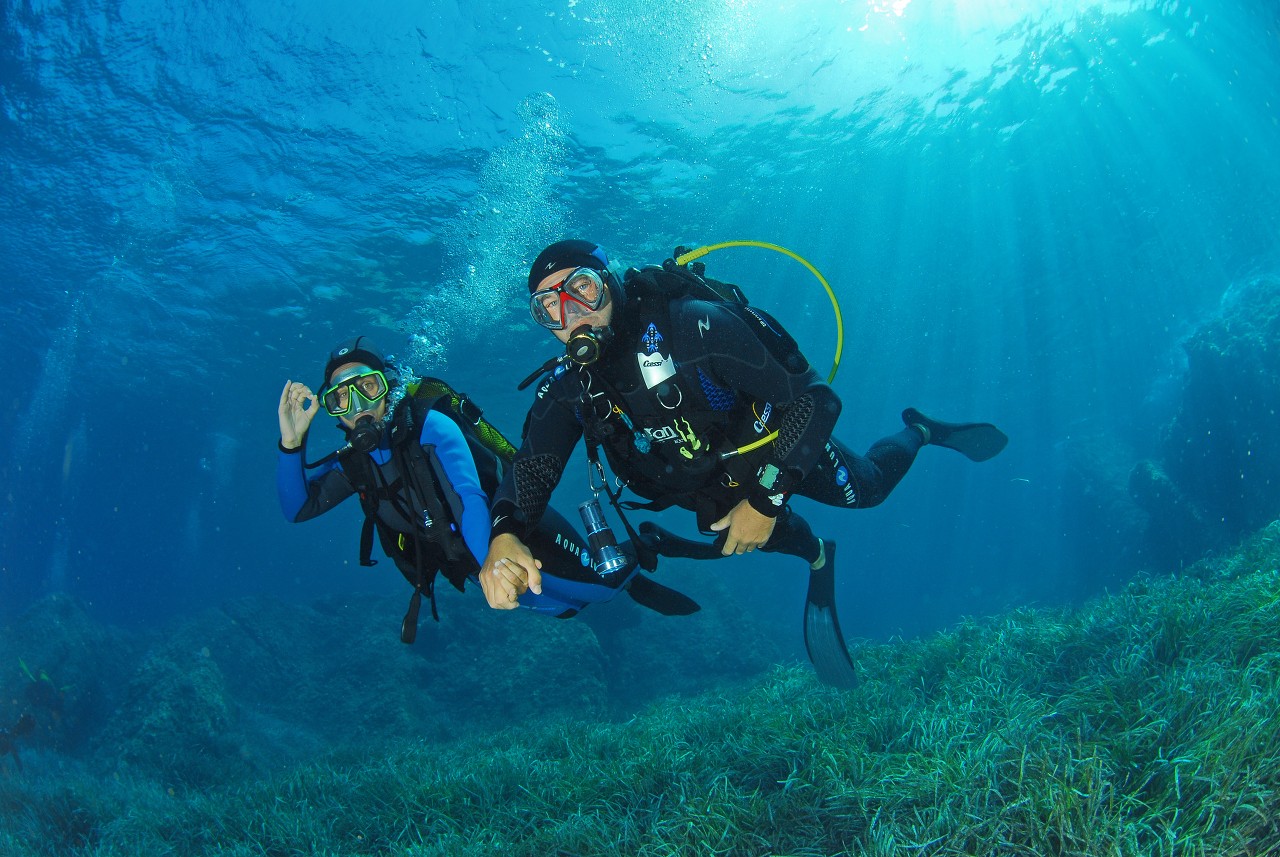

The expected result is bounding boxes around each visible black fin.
[803,541,858,689]
[638,521,724,560]
[902,408,1008,462]
[627,574,701,615]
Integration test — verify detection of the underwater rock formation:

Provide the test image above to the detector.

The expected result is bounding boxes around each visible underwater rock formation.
[0,595,141,759]
[98,642,249,787]
[1128,459,1223,570]
[1132,274,1280,563]
[0,581,773,787]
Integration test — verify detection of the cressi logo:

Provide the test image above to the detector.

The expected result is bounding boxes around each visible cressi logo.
[754,402,774,433]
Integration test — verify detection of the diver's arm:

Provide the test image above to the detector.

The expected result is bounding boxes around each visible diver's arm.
[278,378,357,522]
[488,378,583,540]
[478,378,582,609]
[276,441,311,520]
[419,410,490,566]
[276,446,354,522]
[679,301,841,515]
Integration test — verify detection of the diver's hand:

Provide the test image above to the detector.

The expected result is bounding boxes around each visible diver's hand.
[710,500,777,555]
[478,533,544,609]
[278,380,319,449]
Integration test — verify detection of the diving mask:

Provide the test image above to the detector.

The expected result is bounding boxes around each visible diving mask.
[530,267,608,330]
[318,366,389,417]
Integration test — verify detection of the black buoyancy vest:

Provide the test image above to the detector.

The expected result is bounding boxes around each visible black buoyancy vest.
[338,377,514,642]
[583,259,811,525]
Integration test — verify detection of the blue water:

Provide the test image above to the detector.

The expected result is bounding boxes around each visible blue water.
[2,0,1279,656]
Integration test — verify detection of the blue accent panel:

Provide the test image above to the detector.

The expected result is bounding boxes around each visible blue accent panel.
[420,409,491,566]
[517,567,637,614]
[697,368,737,411]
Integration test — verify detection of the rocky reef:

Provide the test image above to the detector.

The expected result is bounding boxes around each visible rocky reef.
[1064,274,1280,576]
[1155,274,1280,538]
[0,568,777,790]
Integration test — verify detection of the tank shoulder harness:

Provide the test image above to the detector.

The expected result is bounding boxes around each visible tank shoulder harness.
[624,250,809,376]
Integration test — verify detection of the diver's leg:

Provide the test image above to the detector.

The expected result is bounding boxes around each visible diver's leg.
[527,507,698,616]
[796,430,924,510]
[517,507,625,616]
[901,408,1008,462]
[644,502,825,565]
[760,506,824,566]
[526,507,610,584]
[637,521,728,560]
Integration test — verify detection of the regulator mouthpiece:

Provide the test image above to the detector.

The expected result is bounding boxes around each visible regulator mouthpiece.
[349,414,382,454]
[566,323,612,366]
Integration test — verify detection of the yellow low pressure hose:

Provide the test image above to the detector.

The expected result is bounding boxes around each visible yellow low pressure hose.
[675,240,845,383]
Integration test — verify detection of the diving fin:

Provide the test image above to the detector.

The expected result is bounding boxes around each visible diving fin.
[638,521,724,560]
[803,541,858,689]
[626,574,701,615]
[902,408,1008,462]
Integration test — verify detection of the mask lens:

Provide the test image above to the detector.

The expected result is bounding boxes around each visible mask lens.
[531,289,563,328]
[320,368,388,416]
[564,269,604,305]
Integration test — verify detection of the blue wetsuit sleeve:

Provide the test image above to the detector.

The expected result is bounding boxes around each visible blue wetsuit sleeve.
[277,442,310,521]
[276,438,351,522]
[420,410,491,566]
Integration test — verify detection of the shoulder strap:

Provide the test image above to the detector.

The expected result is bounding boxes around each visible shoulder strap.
[409,377,517,463]
[667,249,750,304]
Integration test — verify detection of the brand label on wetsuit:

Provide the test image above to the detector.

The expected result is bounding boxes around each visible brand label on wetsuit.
[555,532,590,566]
[825,442,857,505]
[643,323,664,354]
[754,402,773,434]
[637,351,676,388]
[644,425,680,443]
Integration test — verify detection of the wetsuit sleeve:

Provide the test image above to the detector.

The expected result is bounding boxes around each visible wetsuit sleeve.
[419,410,490,566]
[490,374,584,541]
[276,438,355,522]
[677,300,841,516]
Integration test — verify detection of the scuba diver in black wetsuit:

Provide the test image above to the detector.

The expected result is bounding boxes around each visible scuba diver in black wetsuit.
[277,336,696,644]
[478,240,1007,686]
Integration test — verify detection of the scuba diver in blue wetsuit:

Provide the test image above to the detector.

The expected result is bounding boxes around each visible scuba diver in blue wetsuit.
[478,241,1008,686]
[277,336,696,644]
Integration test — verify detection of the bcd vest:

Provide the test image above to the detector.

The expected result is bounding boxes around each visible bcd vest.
[338,377,513,643]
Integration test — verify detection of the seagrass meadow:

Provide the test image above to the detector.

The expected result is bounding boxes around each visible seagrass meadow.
[5,523,1280,856]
